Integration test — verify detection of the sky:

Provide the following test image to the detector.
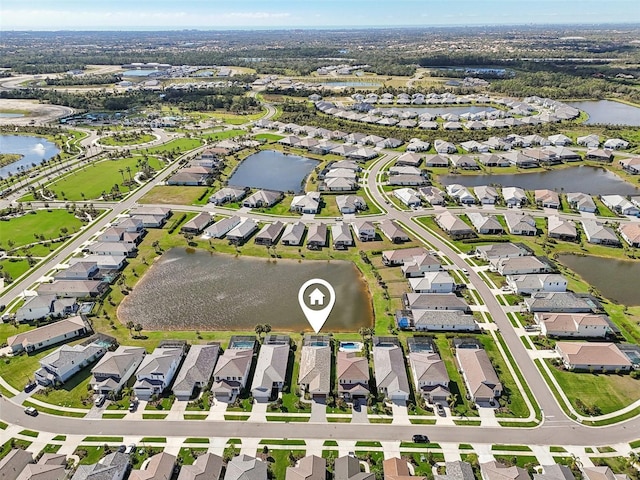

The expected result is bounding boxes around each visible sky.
[1,0,637,30]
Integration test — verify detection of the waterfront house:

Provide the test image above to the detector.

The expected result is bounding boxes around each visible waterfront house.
[299,337,331,399]
[205,216,242,239]
[535,189,560,209]
[7,315,90,354]
[306,223,328,249]
[332,223,354,249]
[226,218,259,245]
[619,223,640,247]
[281,222,306,246]
[566,193,596,213]
[372,341,410,402]
[337,351,370,400]
[535,312,611,338]
[133,346,184,400]
[180,212,214,235]
[506,274,567,295]
[16,294,78,323]
[251,337,290,402]
[211,345,254,401]
[409,351,450,403]
[581,220,621,246]
[254,221,285,246]
[173,344,220,400]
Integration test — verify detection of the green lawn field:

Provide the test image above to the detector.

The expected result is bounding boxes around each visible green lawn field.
[45,156,163,201]
[0,209,83,249]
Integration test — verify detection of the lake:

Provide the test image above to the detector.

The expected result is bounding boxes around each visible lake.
[0,113,24,118]
[228,150,319,193]
[118,248,374,332]
[567,100,640,126]
[557,254,640,306]
[439,165,640,197]
[0,135,60,178]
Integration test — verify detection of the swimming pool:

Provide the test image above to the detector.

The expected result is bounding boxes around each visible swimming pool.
[339,341,363,352]
[231,341,255,349]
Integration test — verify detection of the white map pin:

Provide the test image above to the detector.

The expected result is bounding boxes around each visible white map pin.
[298,278,336,333]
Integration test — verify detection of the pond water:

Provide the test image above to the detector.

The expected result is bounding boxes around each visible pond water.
[557,254,640,306]
[567,100,640,126]
[439,165,640,197]
[122,69,162,77]
[228,149,319,193]
[0,113,25,118]
[118,248,374,331]
[0,135,60,178]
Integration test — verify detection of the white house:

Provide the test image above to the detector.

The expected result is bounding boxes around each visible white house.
[173,344,220,400]
[506,274,567,295]
[211,348,254,400]
[251,342,289,402]
[352,220,376,242]
[7,315,90,354]
[409,271,456,293]
[601,195,640,216]
[35,343,106,386]
[393,188,421,207]
[133,347,184,400]
[91,346,147,395]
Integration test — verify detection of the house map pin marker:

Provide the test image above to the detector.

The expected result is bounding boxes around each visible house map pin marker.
[298,278,336,333]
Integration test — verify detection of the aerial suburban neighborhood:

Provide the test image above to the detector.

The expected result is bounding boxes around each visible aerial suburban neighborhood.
[1,14,640,480]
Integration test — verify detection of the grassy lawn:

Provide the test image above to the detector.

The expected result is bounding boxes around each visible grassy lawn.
[178,447,208,465]
[32,363,95,409]
[546,360,640,415]
[202,129,246,142]
[0,259,31,282]
[135,138,203,155]
[206,110,267,125]
[493,455,539,469]
[74,446,107,465]
[45,156,164,201]
[99,132,155,146]
[0,209,83,249]
[255,133,284,143]
[83,436,123,443]
[139,185,208,205]
[1,439,32,460]
[266,449,306,480]
[140,437,166,443]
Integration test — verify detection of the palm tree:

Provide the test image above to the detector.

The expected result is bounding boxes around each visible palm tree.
[263,324,272,337]
[126,321,135,337]
[254,324,264,338]
[134,323,143,338]
[118,168,124,183]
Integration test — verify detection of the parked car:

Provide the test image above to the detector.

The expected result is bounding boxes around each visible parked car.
[24,382,37,393]
[129,399,138,412]
[24,407,38,417]
[117,445,126,453]
[124,444,136,455]
[94,394,106,407]
[435,403,446,416]
[412,434,429,443]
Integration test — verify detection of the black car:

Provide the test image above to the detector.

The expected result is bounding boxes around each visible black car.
[412,434,429,443]
[24,382,37,393]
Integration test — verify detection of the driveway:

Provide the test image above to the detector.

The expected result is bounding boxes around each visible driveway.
[351,400,368,424]
[391,400,411,425]
[310,397,326,422]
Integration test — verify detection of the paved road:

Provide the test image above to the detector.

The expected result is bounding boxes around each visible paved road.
[0,396,636,446]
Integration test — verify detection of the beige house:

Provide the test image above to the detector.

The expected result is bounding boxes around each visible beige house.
[481,461,530,480]
[337,351,370,400]
[130,452,176,480]
[286,455,326,480]
[555,342,632,371]
[456,348,502,404]
[536,313,610,338]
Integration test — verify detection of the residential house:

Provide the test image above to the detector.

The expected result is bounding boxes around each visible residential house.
[524,292,598,313]
[352,220,376,242]
[555,342,632,372]
[423,154,449,168]
[577,134,600,148]
[334,456,374,480]
[281,222,306,246]
[97,227,142,246]
[16,294,78,323]
[209,187,246,205]
[226,218,259,245]
[91,346,146,395]
[586,149,614,162]
[446,184,476,204]
[523,148,559,165]
[133,347,184,400]
[404,293,470,312]
[402,253,442,278]
[409,351,450,403]
[306,223,328,249]
[548,134,572,146]
[55,261,101,280]
[298,337,331,399]
[473,185,499,204]
[566,193,596,213]
[37,279,107,298]
[336,195,367,214]
[396,152,424,166]
[204,216,242,239]
[456,347,502,403]
[89,241,137,258]
[504,213,537,236]
[480,461,529,480]
[478,153,510,167]
[383,457,428,480]
[604,138,629,150]
[619,223,640,247]
[394,188,421,207]
[129,452,176,480]
[388,174,428,187]
[601,195,640,216]
[535,312,611,338]
[372,343,410,402]
[290,192,320,214]
[177,453,223,480]
[434,140,457,154]
[7,315,90,354]
[467,213,503,235]
[547,216,578,241]
[130,207,172,228]
[286,455,326,480]
[435,212,475,240]
[619,157,640,175]
[180,213,214,235]
[502,187,527,208]
[113,216,144,233]
[332,223,354,249]
[544,146,581,162]
[211,346,254,400]
[581,220,620,246]
[379,220,410,243]
[35,342,105,386]
[70,255,126,271]
[501,151,539,168]
[409,271,456,294]
[0,450,34,480]
[173,344,220,400]
[412,310,477,332]
[337,351,370,400]
[243,190,283,208]
[14,452,67,480]
[450,155,480,170]
[434,462,475,480]
[323,177,358,192]
[492,256,552,276]
[251,338,290,402]
[70,452,130,480]
[254,221,285,246]
[533,464,575,480]
[382,247,429,266]
[476,243,531,261]
[418,186,445,205]
[535,189,560,209]
[506,274,568,295]
[582,466,630,480]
